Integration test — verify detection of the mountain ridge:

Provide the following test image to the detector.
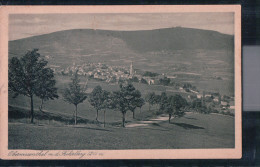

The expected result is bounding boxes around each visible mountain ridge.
[10,27,233,42]
[9,27,233,53]
[8,27,234,68]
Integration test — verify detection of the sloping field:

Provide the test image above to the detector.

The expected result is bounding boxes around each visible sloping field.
[9,112,234,150]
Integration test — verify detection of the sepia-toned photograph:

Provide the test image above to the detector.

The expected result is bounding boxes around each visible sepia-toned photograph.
[0,6,241,159]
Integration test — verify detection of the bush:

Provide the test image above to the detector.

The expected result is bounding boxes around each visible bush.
[211,109,219,113]
[200,106,209,114]
[141,78,148,84]
[223,110,234,116]
[184,88,190,92]
[155,110,163,115]
[143,71,159,77]
[159,77,170,86]
[219,110,225,115]
[130,76,139,83]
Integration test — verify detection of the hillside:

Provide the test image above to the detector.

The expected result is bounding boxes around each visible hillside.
[9,27,234,61]
[8,27,235,95]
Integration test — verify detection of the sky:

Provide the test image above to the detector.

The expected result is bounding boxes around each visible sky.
[9,13,234,41]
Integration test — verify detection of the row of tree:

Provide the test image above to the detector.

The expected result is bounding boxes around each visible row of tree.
[62,71,145,127]
[63,71,188,126]
[9,49,188,127]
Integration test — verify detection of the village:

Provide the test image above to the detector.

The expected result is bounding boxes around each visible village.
[52,62,235,115]
[54,62,165,85]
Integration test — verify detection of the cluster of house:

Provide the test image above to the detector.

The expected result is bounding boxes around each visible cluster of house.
[56,62,169,85]
[53,62,235,113]
[57,62,131,82]
[188,90,235,112]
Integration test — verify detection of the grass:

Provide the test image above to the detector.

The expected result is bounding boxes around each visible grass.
[170,122,205,129]
[8,105,156,126]
[8,106,234,150]
[8,106,97,125]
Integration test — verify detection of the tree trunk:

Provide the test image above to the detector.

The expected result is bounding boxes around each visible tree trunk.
[149,104,150,111]
[169,114,172,123]
[30,95,34,123]
[75,105,77,125]
[39,99,44,112]
[122,112,126,127]
[140,107,142,113]
[104,109,106,127]
[132,110,135,119]
[96,109,99,121]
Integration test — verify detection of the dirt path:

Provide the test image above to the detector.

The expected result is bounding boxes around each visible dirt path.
[126,112,196,128]
[126,115,171,128]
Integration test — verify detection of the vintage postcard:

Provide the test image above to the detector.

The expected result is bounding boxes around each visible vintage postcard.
[0,5,241,159]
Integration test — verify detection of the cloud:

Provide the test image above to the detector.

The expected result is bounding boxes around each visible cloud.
[10,16,47,25]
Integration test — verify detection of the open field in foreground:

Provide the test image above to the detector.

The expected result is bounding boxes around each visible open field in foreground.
[9,112,234,150]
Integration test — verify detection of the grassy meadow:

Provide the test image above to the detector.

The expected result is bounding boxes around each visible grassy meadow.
[9,111,234,150]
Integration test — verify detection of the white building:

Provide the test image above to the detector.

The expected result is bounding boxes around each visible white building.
[197,94,202,99]
[221,101,228,106]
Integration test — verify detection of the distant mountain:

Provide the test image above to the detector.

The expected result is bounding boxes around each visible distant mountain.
[8,27,235,95]
[9,27,233,52]
[8,27,234,67]
[100,27,234,52]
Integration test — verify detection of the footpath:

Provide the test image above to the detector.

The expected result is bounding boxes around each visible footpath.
[126,114,171,128]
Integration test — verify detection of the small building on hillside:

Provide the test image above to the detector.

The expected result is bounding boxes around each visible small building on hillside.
[197,94,202,99]
[221,101,228,106]
[213,97,219,102]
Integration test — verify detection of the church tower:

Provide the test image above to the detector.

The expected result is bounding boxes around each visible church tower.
[130,62,134,76]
